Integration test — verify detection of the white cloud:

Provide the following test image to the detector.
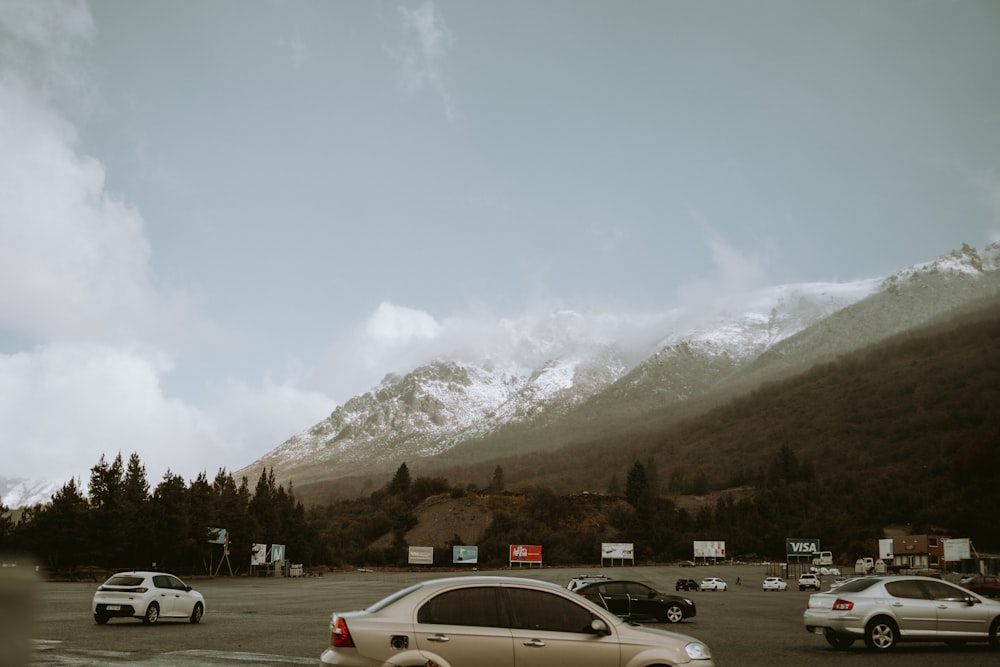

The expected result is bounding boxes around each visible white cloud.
[676,227,773,319]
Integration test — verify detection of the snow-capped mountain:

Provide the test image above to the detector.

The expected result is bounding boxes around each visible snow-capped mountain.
[238,243,1000,490]
[1,477,65,509]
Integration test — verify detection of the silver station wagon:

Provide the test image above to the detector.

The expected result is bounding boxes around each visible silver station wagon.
[319,575,714,666]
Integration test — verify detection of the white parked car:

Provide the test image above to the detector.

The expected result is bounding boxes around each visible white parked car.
[92,571,205,625]
[798,573,821,591]
[762,577,788,591]
[700,577,727,592]
[804,575,1000,650]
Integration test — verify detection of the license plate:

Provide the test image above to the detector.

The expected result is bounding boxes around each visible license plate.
[812,627,825,635]
[106,605,121,611]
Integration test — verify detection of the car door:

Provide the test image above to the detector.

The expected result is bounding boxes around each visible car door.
[505,588,621,667]
[883,580,937,635]
[623,582,658,620]
[593,582,630,618]
[921,580,989,637]
[150,575,181,617]
[414,586,513,667]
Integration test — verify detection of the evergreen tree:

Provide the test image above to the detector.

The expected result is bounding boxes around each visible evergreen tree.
[387,463,412,496]
[487,465,505,493]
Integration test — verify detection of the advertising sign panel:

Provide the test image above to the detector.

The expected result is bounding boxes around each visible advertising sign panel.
[207,527,228,545]
[270,544,286,562]
[785,538,821,558]
[509,544,543,565]
[693,540,726,559]
[251,543,267,566]
[943,538,971,561]
[602,543,634,559]
[452,546,478,564]
[408,546,434,565]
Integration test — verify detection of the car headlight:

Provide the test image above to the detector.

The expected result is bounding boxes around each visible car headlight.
[684,642,712,660]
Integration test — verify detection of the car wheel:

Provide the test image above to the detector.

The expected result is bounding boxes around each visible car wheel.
[190,602,203,624]
[864,617,897,651]
[664,604,684,623]
[142,602,159,625]
[989,617,1000,649]
[94,614,109,625]
[824,629,855,650]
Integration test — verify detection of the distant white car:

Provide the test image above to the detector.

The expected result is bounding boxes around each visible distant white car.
[798,573,821,591]
[700,577,727,591]
[762,577,788,591]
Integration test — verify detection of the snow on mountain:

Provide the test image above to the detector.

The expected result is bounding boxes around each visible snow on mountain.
[1,477,65,509]
[241,270,894,484]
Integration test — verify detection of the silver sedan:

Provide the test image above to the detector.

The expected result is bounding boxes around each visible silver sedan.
[319,575,715,666]
[803,575,1000,651]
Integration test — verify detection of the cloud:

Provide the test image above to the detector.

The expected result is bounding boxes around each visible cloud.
[393,1,456,120]
[675,227,773,319]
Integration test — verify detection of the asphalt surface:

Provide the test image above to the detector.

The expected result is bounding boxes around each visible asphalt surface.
[17,565,1000,666]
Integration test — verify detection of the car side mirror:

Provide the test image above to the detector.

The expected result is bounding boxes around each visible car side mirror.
[184,586,192,592]
[590,618,611,635]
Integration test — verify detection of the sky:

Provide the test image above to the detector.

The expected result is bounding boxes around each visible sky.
[2,0,999,488]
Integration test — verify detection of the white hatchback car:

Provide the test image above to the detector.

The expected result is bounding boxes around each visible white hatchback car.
[763,577,788,591]
[92,571,205,625]
[700,577,727,591]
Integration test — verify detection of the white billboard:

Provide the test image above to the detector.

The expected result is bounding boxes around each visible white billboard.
[943,538,971,562]
[602,543,634,559]
[408,546,434,565]
[693,540,726,559]
[251,543,267,566]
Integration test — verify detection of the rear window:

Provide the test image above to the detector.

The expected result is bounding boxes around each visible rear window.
[105,576,145,587]
[836,578,879,594]
[365,583,424,613]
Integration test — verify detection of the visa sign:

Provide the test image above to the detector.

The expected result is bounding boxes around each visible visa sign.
[786,538,821,556]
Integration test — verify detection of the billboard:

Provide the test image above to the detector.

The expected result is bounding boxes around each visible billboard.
[207,527,228,545]
[601,543,634,560]
[693,540,726,559]
[452,546,478,564]
[408,546,434,565]
[251,543,267,566]
[785,538,821,558]
[509,544,543,565]
[269,544,286,562]
[943,538,971,562]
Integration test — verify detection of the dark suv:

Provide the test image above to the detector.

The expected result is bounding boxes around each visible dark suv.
[574,579,696,624]
[676,578,699,591]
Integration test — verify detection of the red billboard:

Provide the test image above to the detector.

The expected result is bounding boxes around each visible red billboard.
[509,544,543,564]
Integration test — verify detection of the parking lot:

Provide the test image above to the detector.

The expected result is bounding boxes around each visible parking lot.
[20,565,1000,666]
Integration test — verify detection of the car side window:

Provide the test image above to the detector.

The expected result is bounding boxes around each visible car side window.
[625,582,651,597]
[921,580,969,601]
[165,576,185,590]
[507,589,596,634]
[151,575,170,589]
[417,587,503,627]
[602,582,626,596]
[885,580,928,599]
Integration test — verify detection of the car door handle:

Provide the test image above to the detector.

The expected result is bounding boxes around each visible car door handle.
[426,634,450,643]
[523,639,546,647]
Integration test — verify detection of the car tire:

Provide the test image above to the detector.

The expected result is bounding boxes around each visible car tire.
[664,604,684,623]
[824,629,855,650]
[190,602,203,624]
[864,617,897,651]
[989,617,1000,649]
[142,602,159,625]
[94,614,109,625]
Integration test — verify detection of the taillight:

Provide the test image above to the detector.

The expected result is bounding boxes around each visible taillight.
[832,598,854,611]
[330,615,355,648]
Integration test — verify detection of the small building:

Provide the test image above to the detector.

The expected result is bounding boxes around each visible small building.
[891,534,950,571]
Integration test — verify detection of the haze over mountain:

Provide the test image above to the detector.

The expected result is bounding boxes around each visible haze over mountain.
[236,243,1000,497]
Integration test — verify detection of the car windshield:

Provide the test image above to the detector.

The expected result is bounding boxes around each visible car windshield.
[835,578,880,594]
[105,576,145,586]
